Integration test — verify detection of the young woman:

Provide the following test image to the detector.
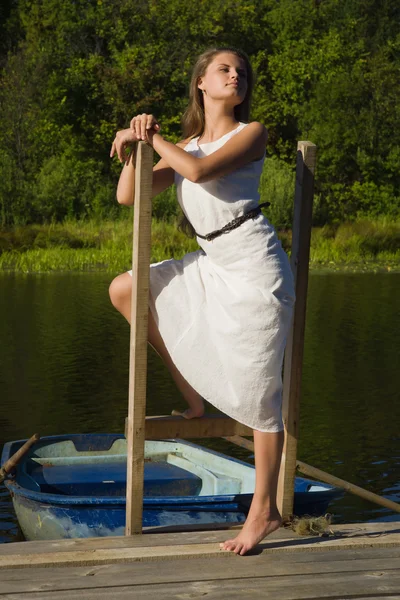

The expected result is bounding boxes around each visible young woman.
[109,47,295,555]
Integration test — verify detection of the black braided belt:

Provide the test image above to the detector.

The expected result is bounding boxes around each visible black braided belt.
[195,202,271,242]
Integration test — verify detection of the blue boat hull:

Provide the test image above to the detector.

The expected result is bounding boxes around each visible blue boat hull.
[10,492,250,539]
[2,434,344,540]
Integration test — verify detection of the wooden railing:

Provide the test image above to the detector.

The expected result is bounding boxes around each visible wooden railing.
[125,140,317,535]
[125,140,400,535]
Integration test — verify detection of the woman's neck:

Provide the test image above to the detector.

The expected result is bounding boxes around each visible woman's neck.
[200,110,240,144]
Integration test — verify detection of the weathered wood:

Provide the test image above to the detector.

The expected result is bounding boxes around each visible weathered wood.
[0,544,233,569]
[1,523,399,570]
[2,550,400,593]
[125,141,154,536]
[278,141,317,521]
[124,414,253,439]
[2,535,400,570]
[1,570,400,599]
[296,460,400,513]
[1,527,399,600]
[0,526,293,557]
[1,522,398,558]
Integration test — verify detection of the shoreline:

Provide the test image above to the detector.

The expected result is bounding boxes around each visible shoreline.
[0,256,398,275]
[0,218,398,274]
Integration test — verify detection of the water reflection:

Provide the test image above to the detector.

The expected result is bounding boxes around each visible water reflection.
[0,272,399,542]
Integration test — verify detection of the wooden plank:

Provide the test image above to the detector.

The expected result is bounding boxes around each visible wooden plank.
[1,525,399,569]
[1,550,400,593]
[125,141,154,536]
[0,526,290,557]
[137,414,253,439]
[2,547,399,580]
[1,570,399,599]
[278,141,317,521]
[0,522,398,557]
[0,543,235,569]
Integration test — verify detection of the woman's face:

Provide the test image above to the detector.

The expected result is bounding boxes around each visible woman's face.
[198,52,248,105]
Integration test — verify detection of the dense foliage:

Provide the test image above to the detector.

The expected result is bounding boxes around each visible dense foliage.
[0,0,399,227]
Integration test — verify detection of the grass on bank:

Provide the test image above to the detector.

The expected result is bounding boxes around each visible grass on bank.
[0,217,399,273]
[310,218,400,271]
[0,219,199,273]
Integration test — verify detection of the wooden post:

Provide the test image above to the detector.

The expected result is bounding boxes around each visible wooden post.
[125,142,154,536]
[277,141,317,520]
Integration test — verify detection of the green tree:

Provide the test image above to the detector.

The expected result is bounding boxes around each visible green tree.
[0,0,399,226]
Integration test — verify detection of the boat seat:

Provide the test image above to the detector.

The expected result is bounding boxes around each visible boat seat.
[27,460,202,498]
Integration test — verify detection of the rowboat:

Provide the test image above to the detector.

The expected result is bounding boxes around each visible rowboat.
[1,434,344,541]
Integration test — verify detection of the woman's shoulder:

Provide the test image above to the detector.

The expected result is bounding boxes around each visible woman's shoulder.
[241,121,268,136]
[235,122,268,151]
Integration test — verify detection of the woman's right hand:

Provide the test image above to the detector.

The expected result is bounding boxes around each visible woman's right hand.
[130,114,160,142]
[110,128,139,163]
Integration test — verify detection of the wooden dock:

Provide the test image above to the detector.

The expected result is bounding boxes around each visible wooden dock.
[2,143,399,599]
[1,522,399,599]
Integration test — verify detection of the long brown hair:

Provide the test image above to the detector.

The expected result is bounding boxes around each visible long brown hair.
[179,47,254,237]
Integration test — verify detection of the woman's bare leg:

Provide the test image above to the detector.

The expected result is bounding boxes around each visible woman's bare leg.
[220,428,284,555]
[109,273,204,418]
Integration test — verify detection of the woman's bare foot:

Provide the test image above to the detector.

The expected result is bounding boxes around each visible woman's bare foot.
[171,398,205,420]
[220,504,282,556]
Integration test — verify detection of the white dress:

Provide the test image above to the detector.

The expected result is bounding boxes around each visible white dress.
[145,122,295,432]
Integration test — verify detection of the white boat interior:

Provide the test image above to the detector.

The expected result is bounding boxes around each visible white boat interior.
[27,439,256,496]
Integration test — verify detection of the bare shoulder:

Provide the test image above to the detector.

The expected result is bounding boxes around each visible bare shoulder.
[225,121,268,161]
[242,121,268,142]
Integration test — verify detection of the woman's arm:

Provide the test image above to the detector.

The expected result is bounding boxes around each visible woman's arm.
[110,128,138,205]
[115,151,136,205]
[111,129,190,205]
[148,122,267,184]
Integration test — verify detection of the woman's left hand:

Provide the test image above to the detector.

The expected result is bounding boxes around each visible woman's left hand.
[130,113,160,144]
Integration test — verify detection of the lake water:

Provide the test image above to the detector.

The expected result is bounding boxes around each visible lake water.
[0,271,399,543]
